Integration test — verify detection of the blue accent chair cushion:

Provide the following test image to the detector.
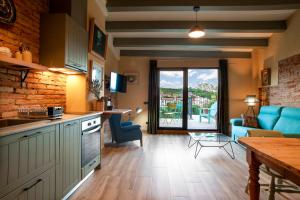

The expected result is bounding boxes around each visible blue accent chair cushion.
[109,114,143,145]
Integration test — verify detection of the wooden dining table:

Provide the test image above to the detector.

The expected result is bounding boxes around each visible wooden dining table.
[239,137,300,200]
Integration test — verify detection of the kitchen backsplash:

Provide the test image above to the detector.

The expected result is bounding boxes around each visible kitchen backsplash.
[0,0,67,118]
[0,69,66,118]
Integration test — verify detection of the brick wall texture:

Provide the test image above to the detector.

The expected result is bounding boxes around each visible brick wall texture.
[0,0,67,118]
[260,53,300,107]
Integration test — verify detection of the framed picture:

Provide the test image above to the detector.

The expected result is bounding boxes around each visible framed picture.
[261,68,271,86]
[89,19,108,61]
[0,0,16,25]
[124,72,139,85]
[90,60,103,82]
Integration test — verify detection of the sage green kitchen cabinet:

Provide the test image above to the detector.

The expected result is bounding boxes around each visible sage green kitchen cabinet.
[56,120,81,198]
[0,167,55,200]
[0,126,56,198]
[40,14,88,73]
[66,15,88,72]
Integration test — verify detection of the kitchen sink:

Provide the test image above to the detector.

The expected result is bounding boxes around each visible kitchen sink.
[0,119,47,129]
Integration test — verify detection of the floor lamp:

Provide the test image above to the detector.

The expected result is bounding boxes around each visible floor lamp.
[244,95,259,117]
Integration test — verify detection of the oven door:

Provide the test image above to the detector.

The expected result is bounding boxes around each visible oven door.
[81,125,101,167]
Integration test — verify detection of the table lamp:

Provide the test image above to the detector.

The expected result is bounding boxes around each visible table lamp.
[244,95,259,116]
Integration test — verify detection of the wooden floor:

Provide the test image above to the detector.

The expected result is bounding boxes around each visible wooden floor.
[70,134,300,200]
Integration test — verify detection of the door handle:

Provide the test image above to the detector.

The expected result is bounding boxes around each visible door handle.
[82,126,101,135]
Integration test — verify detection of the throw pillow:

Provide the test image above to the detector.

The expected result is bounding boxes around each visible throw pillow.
[241,114,258,128]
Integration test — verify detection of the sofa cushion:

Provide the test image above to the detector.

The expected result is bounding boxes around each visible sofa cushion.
[257,106,283,130]
[231,125,257,141]
[273,107,300,137]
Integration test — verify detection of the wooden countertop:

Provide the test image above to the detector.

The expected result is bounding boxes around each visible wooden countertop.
[0,112,102,138]
[102,109,132,114]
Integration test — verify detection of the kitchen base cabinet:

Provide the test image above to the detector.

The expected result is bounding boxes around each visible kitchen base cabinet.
[56,120,81,199]
[0,167,55,200]
[0,126,56,198]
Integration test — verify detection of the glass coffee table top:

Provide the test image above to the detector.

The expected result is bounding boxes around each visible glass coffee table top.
[188,132,235,159]
[188,132,231,142]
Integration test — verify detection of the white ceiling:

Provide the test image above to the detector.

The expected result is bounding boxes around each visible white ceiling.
[106,9,296,54]
[107,10,295,21]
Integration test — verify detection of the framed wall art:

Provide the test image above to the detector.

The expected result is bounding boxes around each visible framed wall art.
[0,0,16,24]
[88,19,108,61]
[261,68,271,86]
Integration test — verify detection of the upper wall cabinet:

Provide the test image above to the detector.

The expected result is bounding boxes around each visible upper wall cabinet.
[40,14,88,73]
[49,0,87,28]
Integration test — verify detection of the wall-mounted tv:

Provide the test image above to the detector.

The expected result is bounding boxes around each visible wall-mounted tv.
[110,72,127,93]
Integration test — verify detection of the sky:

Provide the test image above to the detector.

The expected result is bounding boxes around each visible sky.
[160,69,218,89]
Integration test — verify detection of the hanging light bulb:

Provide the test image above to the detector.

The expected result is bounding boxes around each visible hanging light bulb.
[189,6,205,38]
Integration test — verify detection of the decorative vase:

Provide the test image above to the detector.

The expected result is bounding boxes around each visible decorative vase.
[22,49,32,63]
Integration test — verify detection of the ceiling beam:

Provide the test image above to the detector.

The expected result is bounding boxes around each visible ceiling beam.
[114,38,268,47]
[120,50,251,58]
[107,0,300,11]
[106,21,286,33]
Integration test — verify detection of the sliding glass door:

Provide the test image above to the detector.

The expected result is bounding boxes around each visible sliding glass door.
[159,70,184,128]
[187,69,218,130]
[158,68,219,130]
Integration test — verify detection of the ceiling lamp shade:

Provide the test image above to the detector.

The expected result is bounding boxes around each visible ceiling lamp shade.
[189,25,205,38]
[189,6,205,38]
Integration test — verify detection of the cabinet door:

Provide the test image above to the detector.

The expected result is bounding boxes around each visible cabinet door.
[0,167,55,200]
[59,120,81,197]
[0,126,56,197]
[71,0,87,28]
[66,16,88,72]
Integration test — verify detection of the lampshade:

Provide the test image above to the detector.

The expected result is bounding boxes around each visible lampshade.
[188,6,205,39]
[244,95,259,106]
[188,25,206,38]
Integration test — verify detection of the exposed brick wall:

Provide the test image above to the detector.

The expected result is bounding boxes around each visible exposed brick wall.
[259,53,300,107]
[0,0,67,118]
[0,0,48,63]
[0,70,66,118]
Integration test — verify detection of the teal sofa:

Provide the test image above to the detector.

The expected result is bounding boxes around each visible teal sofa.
[230,106,300,141]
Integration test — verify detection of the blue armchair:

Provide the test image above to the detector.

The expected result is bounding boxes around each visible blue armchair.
[109,114,143,146]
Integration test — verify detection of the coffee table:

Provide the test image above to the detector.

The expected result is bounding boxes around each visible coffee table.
[188,132,235,159]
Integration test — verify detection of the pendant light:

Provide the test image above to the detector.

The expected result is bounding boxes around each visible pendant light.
[189,6,205,38]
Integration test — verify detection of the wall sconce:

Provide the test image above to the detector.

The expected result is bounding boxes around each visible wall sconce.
[136,107,143,114]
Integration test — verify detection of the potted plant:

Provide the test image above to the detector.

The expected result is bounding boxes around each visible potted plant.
[89,79,105,111]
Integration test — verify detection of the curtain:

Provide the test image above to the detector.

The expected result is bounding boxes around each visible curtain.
[148,60,158,134]
[218,59,229,135]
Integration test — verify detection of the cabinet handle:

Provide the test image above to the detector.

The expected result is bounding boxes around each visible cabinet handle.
[19,131,42,140]
[89,160,97,167]
[23,179,42,191]
[65,122,76,127]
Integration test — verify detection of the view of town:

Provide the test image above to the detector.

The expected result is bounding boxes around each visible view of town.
[159,69,218,129]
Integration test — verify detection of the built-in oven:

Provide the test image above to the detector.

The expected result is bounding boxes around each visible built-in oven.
[81,116,101,178]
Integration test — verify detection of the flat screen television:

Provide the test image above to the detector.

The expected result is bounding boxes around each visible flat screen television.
[110,72,127,93]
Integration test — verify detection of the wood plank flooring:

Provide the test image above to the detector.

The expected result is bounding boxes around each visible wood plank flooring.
[70,134,300,200]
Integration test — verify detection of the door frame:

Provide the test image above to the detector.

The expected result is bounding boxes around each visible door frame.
[157,67,220,132]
